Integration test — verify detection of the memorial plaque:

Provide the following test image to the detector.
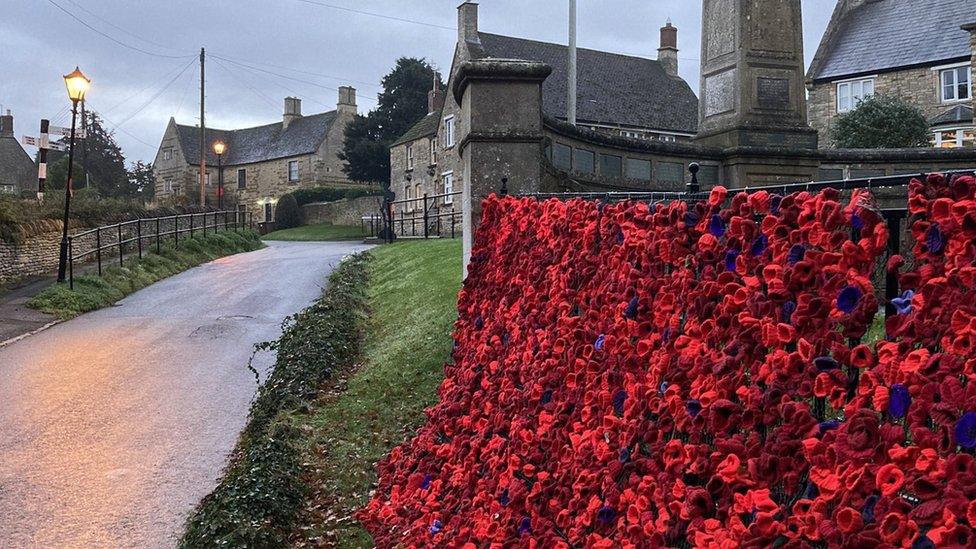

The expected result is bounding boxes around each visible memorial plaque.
[704,69,736,117]
[705,0,736,60]
[757,77,790,110]
[749,0,794,54]
[655,162,685,184]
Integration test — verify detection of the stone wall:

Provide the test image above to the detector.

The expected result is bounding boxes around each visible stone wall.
[302,195,383,227]
[809,64,969,145]
[0,228,64,284]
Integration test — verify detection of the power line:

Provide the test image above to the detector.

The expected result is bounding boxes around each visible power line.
[111,58,196,130]
[102,59,198,116]
[212,54,377,104]
[211,57,280,111]
[212,51,383,90]
[287,0,455,31]
[44,0,194,59]
[61,0,184,53]
[86,103,157,148]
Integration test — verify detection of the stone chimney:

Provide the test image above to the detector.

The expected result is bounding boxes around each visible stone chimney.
[658,20,679,77]
[283,97,302,129]
[458,2,479,44]
[428,73,445,114]
[0,110,13,138]
[338,86,357,115]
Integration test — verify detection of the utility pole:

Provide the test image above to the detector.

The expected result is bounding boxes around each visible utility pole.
[568,0,578,126]
[199,47,207,207]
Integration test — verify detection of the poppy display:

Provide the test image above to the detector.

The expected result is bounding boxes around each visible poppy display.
[360,174,976,548]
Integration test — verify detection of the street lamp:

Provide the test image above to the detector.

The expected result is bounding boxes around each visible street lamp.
[213,141,226,210]
[57,67,91,284]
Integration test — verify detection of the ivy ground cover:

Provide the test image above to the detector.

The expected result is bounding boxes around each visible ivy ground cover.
[362,174,976,548]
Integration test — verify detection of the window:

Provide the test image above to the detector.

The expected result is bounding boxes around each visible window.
[406,144,414,170]
[658,134,677,143]
[552,143,572,170]
[404,185,412,210]
[625,158,651,181]
[574,149,595,173]
[163,180,173,193]
[237,168,246,189]
[443,116,455,148]
[205,173,211,187]
[836,78,874,113]
[288,160,299,182]
[620,130,644,139]
[941,66,971,103]
[933,128,976,148]
[442,171,454,204]
[264,202,273,222]
[430,139,437,165]
[599,154,623,178]
[162,148,172,161]
[415,183,423,205]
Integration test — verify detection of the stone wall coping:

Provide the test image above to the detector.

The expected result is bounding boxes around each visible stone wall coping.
[544,116,724,159]
[452,59,553,104]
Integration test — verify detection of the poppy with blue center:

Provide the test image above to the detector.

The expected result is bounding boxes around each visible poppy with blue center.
[709,214,726,238]
[750,234,768,256]
[837,286,862,314]
[788,244,806,265]
[615,227,624,244]
[851,213,864,231]
[814,356,840,371]
[955,412,976,449]
[597,506,617,524]
[686,399,702,417]
[421,475,432,490]
[684,211,700,226]
[724,249,740,272]
[781,301,797,323]
[624,296,639,319]
[613,390,627,415]
[429,519,442,534]
[892,290,914,315]
[927,223,946,254]
[518,517,531,535]
[474,316,484,330]
[540,389,553,405]
[861,494,879,523]
[619,447,631,463]
[818,419,840,435]
[594,334,606,351]
[499,489,510,507]
[889,384,911,419]
[770,194,782,214]
[659,381,669,395]
[662,327,671,342]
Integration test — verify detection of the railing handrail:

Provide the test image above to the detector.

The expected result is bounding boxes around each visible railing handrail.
[69,210,235,240]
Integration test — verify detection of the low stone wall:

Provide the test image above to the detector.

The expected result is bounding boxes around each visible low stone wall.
[302,196,382,226]
[0,222,71,284]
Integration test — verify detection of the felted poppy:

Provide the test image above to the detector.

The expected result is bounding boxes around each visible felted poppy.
[709,215,726,238]
[955,412,976,449]
[837,286,862,314]
[892,291,914,315]
[888,385,911,419]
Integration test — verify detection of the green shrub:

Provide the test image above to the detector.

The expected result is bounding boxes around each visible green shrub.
[829,94,931,149]
[274,194,303,230]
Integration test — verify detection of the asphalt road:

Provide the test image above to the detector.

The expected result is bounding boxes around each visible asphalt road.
[0,240,370,548]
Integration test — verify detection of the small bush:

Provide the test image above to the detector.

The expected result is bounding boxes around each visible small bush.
[829,94,930,148]
[274,193,303,230]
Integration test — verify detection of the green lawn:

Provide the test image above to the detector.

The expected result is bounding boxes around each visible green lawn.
[290,239,463,547]
[263,223,363,242]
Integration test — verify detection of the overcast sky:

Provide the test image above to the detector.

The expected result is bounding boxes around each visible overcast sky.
[0,0,836,163]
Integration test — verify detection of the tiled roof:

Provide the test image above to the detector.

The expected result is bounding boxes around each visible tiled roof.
[811,0,976,81]
[176,111,337,166]
[392,110,441,147]
[0,137,35,189]
[470,32,699,134]
[930,104,974,127]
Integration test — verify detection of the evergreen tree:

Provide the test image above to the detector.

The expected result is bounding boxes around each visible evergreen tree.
[829,95,931,149]
[44,111,130,196]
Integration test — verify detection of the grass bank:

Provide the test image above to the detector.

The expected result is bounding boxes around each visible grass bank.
[27,230,261,319]
[291,239,462,547]
[264,224,363,242]
[180,253,371,548]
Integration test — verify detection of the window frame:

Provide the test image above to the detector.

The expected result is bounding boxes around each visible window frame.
[288,160,299,182]
[940,65,972,103]
[836,77,875,113]
[442,171,454,204]
[430,138,437,165]
[162,148,173,161]
[237,168,246,189]
[933,127,974,148]
[443,115,455,148]
[406,144,414,170]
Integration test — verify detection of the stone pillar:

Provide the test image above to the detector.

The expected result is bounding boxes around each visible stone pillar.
[695,0,820,186]
[452,59,552,273]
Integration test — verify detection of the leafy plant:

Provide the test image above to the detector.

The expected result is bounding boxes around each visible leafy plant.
[274,193,303,230]
[829,94,930,149]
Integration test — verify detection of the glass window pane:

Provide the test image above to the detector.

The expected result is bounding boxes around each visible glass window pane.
[863,79,874,97]
[553,143,572,170]
[625,158,651,181]
[574,149,595,173]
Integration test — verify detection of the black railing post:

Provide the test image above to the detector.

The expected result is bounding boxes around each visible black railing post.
[118,223,124,267]
[175,216,179,247]
[96,227,102,277]
[500,177,509,196]
[451,212,456,239]
[68,237,74,290]
[137,220,143,259]
[687,163,701,195]
[423,194,430,239]
[190,213,195,239]
[884,210,904,320]
[156,217,161,254]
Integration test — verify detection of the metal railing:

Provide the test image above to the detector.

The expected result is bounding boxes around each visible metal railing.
[363,191,462,240]
[66,210,253,289]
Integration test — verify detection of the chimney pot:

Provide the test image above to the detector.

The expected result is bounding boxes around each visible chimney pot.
[283,97,302,129]
[658,20,679,77]
[0,110,13,138]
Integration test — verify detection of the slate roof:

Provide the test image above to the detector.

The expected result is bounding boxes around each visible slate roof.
[930,104,974,127]
[0,136,35,190]
[392,110,441,147]
[175,111,338,167]
[811,0,976,81]
[469,32,699,134]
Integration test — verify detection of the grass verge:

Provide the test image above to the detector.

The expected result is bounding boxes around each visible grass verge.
[180,253,371,549]
[290,239,462,547]
[27,230,262,319]
[264,224,363,242]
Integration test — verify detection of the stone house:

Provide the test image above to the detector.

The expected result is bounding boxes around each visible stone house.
[0,110,36,195]
[389,1,700,220]
[807,0,976,148]
[153,87,359,221]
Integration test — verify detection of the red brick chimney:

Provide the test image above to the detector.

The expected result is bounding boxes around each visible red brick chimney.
[428,73,445,114]
[658,20,678,77]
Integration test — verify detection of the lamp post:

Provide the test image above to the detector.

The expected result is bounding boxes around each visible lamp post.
[213,140,226,210]
[57,67,91,284]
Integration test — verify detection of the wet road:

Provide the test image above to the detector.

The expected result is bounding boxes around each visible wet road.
[0,240,370,548]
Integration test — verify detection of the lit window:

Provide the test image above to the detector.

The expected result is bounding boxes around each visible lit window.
[406,144,414,170]
[288,160,299,182]
[941,66,971,103]
[443,116,455,148]
[237,169,246,189]
[933,127,975,148]
[837,78,874,113]
[442,171,454,203]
